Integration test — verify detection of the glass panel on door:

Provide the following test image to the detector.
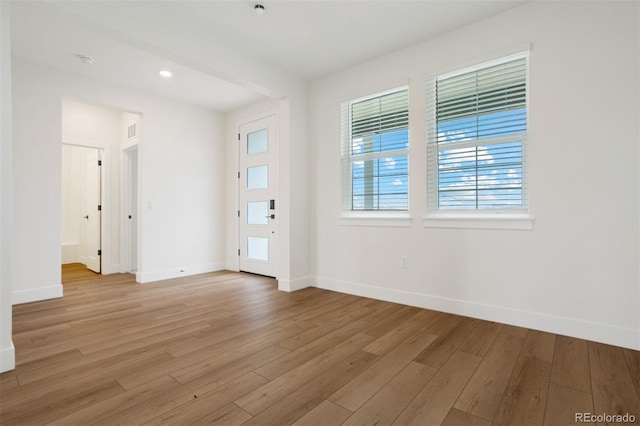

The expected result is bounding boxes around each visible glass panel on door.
[247,165,268,190]
[247,236,268,262]
[247,201,268,225]
[247,129,268,155]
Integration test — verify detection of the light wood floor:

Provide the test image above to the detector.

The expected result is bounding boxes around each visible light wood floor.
[1,268,638,425]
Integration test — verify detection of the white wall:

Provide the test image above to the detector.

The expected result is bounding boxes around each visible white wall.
[0,1,15,373]
[309,1,639,349]
[12,57,228,305]
[61,145,83,263]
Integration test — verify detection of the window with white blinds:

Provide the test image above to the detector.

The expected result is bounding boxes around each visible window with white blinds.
[342,87,409,211]
[426,53,528,211]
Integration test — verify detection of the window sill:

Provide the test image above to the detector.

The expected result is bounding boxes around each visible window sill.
[338,212,413,227]
[423,212,534,230]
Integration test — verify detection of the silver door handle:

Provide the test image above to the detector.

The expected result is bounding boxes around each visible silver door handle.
[265,214,275,219]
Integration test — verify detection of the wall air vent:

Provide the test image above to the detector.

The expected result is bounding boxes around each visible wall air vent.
[127,123,137,139]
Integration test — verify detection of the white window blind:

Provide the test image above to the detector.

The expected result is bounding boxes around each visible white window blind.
[426,54,528,211]
[342,87,409,211]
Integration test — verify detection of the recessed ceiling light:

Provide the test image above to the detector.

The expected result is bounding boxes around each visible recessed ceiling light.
[254,4,266,15]
[158,70,173,78]
[76,54,94,65]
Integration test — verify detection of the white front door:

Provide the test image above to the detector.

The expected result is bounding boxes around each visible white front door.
[83,149,102,273]
[239,115,278,278]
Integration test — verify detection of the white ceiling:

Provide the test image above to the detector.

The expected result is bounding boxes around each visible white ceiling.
[9,0,528,112]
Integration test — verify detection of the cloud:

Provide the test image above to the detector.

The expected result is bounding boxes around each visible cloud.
[384,157,396,168]
[352,137,363,154]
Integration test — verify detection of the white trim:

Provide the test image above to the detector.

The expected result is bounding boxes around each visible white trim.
[13,285,63,305]
[0,342,15,373]
[423,43,532,83]
[348,84,410,105]
[101,263,121,275]
[423,213,533,230]
[136,262,225,284]
[313,276,639,351]
[438,50,530,80]
[278,276,312,292]
[338,213,413,227]
[61,242,79,264]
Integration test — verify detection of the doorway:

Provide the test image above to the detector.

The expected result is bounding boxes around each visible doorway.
[61,145,103,274]
[238,115,278,278]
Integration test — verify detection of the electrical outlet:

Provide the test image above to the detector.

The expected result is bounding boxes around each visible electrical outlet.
[400,256,408,269]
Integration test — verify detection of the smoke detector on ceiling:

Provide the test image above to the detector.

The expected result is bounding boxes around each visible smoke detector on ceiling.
[76,55,94,65]
[254,4,266,15]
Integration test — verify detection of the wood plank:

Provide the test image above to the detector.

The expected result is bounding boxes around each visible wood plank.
[500,324,528,338]
[255,319,371,380]
[550,335,591,393]
[588,342,640,420]
[48,375,180,426]
[291,400,353,426]
[623,348,640,401]
[0,372,19,393]
[235,333,375,415]
[393,351,482,426]
[329,328,438,411]
[119,326,290,390]
[362,305,421,338]
[141,372,268,425]
[454,333,524,421]
[521,329,556,362]
[442,408,491,426]
[241,350,378,426]
[2,349,174,414]
[458,320,502,357]
[414,316,480,368]
[544,382,593,426]
[343,361,436,426]
[191,403,252,426]
[2,380,125,425]
[492,355,552,426]
[363,310,438,356]
[92,345,289,425]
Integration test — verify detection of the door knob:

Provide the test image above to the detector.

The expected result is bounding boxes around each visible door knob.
[83,215,89,219]
[264,214,275,219]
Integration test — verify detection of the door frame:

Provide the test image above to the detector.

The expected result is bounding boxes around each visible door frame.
[121,144,139,274]
[233,112,280,278]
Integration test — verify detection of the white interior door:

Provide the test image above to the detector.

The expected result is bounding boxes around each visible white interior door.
[239,115,278,278]
[123,146,138,272]
[83,149,102,273]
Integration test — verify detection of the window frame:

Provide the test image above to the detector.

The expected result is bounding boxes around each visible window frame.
[424,52,533,230]
[340,86,411,222]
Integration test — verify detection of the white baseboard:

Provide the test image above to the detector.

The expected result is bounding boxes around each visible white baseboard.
[101,264,121,275]
[0,342,15,373]
[13,284,63,305]
[137,262,225,284]
[314,276,640,351]
[61,243,79,264]
[278,276,312,292]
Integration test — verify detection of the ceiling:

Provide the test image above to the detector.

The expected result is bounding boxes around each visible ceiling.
[9,0,528,112]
